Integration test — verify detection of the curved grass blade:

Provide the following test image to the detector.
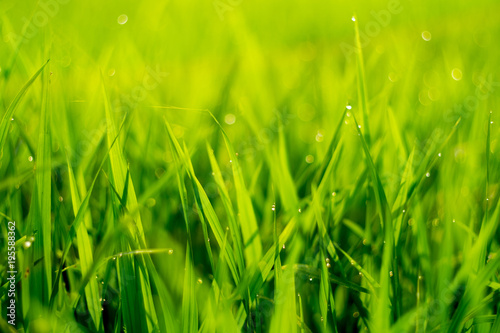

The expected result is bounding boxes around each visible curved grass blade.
[0,59,49,159]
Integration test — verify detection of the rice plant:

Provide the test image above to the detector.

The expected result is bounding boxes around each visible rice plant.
[0,0,499,332]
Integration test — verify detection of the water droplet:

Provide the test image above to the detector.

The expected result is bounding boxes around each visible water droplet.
[353,312,359,318]
[346,112,351,117]
[59,196,63,202]
[207,238,210,242]
[358,124,361,129]
[28,156,33,162]
[350,260,355,265]
[108,68,115,76]
[451,68,463,81]
[388,72,398,82]
[326,263,331,268]
[425,172,430,177]
[309,277,313,281]
[298,208,302,213]
[305,155,314,163]
[389,271,393,277]
[315,130,324,142]
[362,239,367,245]
[224,113,236,125]
[23,241,32,249]
[10,118,14,121]
[402,209,406,213]
[112,257,116,260]
[351,16,356,22]
[119,253,123,257]
[272,204,276,211]
[321,316,324,322]
[491,121,494,124]
[325,258,330,263]
[359,272,362,276]
[229,160,232,163]
[421,31,432,41]
[346,104,352,110]
[197,278,203,284]
[282,244,285,249]
[332,192,336,197]
[438,153,441,157]
[117,14,128,25]
[452,219,456,223]
[418,275,423,280]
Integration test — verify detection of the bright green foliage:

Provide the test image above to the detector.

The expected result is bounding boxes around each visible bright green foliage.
[0,1,499,332]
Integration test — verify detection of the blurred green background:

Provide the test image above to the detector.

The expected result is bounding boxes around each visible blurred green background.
[1,0,499,332]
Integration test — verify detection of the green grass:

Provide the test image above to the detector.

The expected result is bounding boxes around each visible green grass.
[1,0,500,332]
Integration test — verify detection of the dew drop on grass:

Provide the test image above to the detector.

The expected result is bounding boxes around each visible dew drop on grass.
[389,271,393,277]
[452,219,456,223]
[59,196,63,202]
[305,155,314,163]
[315,130,324,142]
[117,14,128,25]
[271,204,275,211]
[332,192,336,197]
[346,104,352,110]
[282,244,285,249]
[351,16,356,22]
[359,272,362,276]
[23,241,32,249]
[298,208,302,213]
[358,124,361,128]
[28,156,33,162]
[438,153,441,157]
[421,31,432,41]
[326,263,331,268]
[426,172,430,177]
[224,113,236,125]
[353,312,359,318]
[197,278,203,285]
[451,68,463,81]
